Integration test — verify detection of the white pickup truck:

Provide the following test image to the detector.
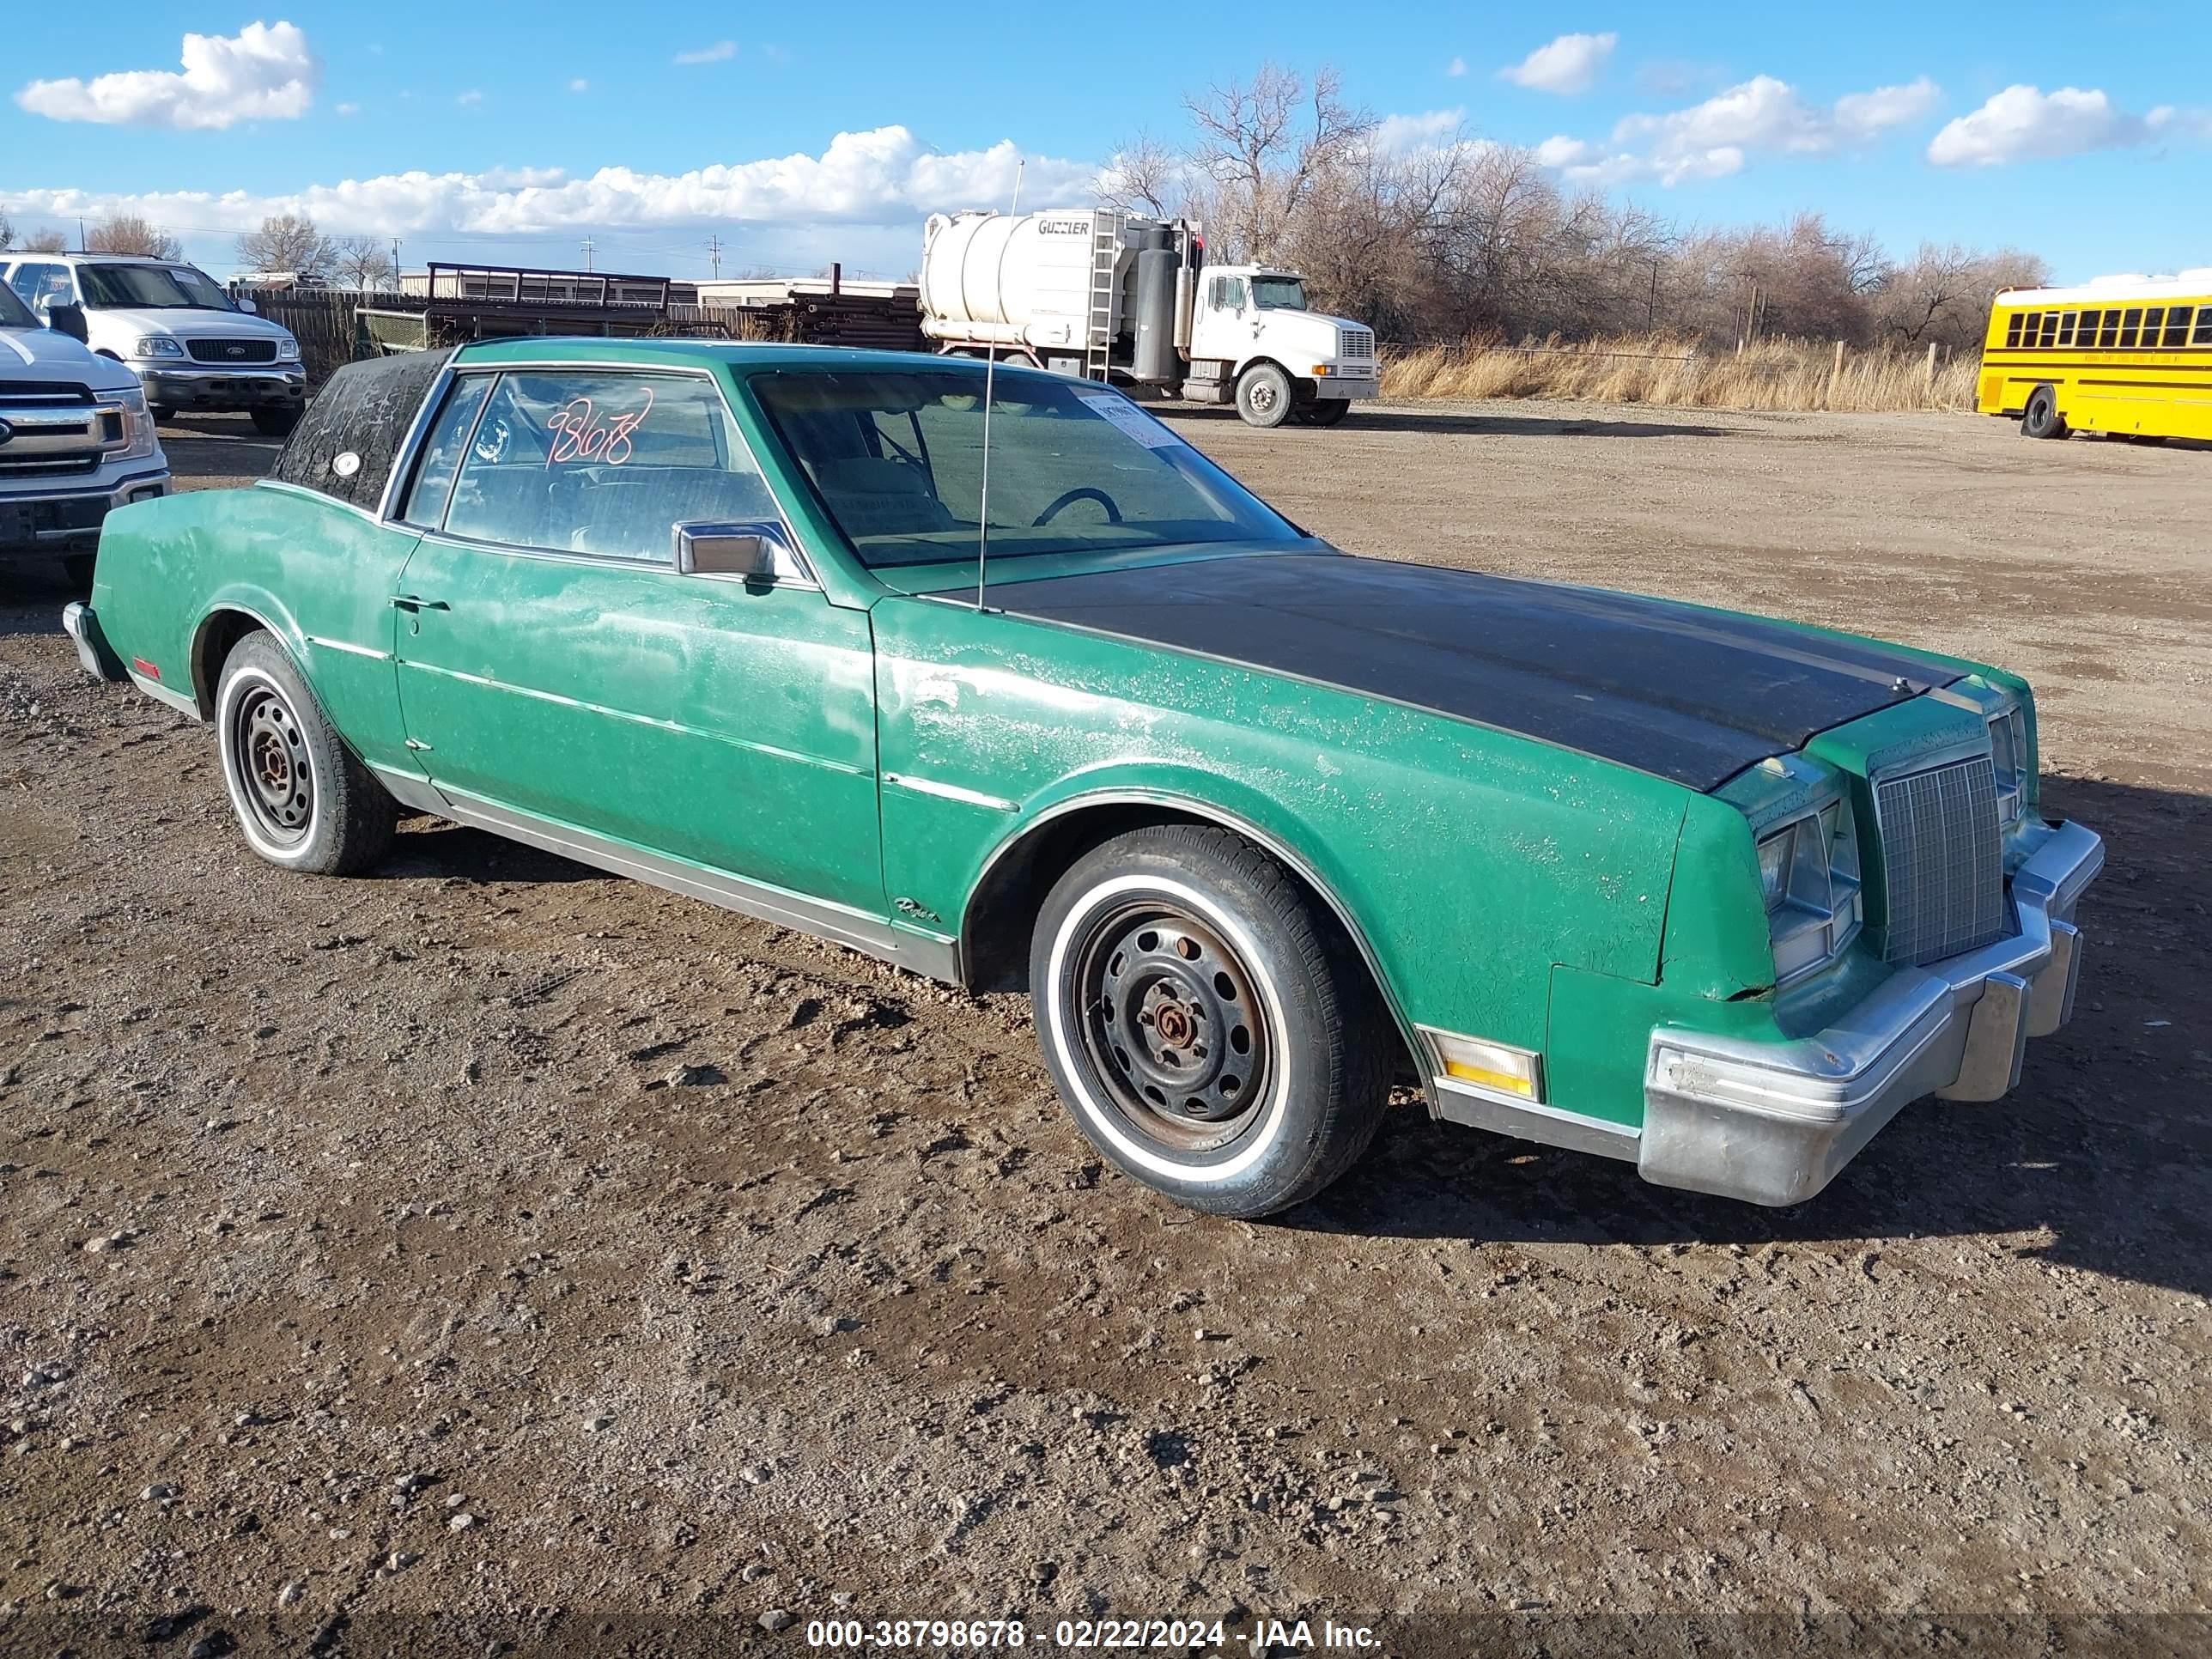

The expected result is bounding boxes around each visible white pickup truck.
[0,285,168,586]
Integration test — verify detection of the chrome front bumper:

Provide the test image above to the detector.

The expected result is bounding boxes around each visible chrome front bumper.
[1640,818,2103,1206]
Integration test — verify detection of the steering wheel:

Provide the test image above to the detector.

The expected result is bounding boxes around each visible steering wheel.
[1033,486,1123,526]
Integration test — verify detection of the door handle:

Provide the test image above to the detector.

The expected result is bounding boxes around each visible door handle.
[391,595,448,611]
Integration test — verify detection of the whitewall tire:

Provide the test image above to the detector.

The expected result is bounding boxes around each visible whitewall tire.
[1029,824,1394,1217]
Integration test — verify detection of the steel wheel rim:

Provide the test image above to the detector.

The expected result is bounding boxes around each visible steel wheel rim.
[1069,896,1272,1158]
[228,682,313,846]
[1248,379,1280,415]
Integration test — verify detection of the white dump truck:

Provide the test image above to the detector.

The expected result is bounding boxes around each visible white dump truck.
[918,209,1376,428]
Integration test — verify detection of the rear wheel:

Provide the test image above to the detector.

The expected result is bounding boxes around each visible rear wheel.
[1235,363,1293,428]
[62,554,95,591]
[252,406,302,437]
[2021,385,2067,440]
[1030,824,1394,1217]
[1294,398,1351,427]
[216,632,395,875]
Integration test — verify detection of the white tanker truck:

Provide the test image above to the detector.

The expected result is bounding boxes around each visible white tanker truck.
[917,208,1377,428]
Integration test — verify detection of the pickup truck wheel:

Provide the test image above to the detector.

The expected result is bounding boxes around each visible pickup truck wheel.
[1235,363,1293,428]
[252,406,302,437]
[149,404,176,423]
[62,554,95,590]
[216,632,394,876]
[2021,385,2068,440]
[1030,824,1392,1217]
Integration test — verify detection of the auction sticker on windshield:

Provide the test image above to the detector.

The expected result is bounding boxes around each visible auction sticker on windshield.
[1075,389,1182,450]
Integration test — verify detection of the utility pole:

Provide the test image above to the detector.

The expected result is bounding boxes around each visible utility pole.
[389,237,402,293]
[580,236,596,272]
[706,234,722,279]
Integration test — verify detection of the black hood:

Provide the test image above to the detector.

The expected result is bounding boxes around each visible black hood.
[947,552,1954,791]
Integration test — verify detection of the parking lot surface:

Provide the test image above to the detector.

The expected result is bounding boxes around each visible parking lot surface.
[2,404,2206,1654]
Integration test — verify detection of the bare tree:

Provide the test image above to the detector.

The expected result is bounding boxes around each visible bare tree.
[1184,64,1376,262]
[1875,243,2051,349]
[85,214,183,260]
[1099,131,1186,219]
[20,227,70,253]
[0,210,11,252]
[331,234,397,291]
[236,214,337,276]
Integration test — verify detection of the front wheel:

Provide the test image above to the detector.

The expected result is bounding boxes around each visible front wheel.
[2021,385,2067,441]
[1292,398,1352,427]
[216,632,395,875]
[252,405,303,437]
[1030,824,1394,1217]
[1235,363,1293,428]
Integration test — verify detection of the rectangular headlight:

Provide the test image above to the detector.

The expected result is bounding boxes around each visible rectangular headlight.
[1988,708,2027,824]
[1757,793,1863,985]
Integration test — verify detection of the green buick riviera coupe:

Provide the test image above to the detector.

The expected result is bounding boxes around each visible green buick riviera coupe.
[62,340,2102,1217]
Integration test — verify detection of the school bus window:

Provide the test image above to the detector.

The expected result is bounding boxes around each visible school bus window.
[2195,308,2212,346]
[2003,313,2023,348]
[2075,309,2100,346]
[2142,307,2165,347]
[2039,313,2059,347]
[2056,313,2076,347]
[2021,312,2040,344]
[2100,311,2120,347]
[2163,307,2191,347]
[2118,307,2142,348]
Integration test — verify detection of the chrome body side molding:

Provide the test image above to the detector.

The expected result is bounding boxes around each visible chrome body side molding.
[368,765,961,982]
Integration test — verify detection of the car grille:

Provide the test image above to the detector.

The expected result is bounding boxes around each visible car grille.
[0,386,115,479]
[1337,325,1376,368]
[1875,757,2005,964]
[185,337,277,363]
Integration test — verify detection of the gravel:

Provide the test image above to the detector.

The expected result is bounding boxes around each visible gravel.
[0,404,2205,1652]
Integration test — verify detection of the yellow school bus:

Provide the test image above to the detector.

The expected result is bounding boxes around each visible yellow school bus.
[1978,278,2212,441]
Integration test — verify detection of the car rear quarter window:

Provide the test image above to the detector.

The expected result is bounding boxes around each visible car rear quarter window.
[399,374,495,526]
[268,348,457,512]
[441,369,775,562]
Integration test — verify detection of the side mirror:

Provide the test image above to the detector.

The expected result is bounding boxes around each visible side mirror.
[237,296,259,314]
[672,520,803,583]
[46,302,88,343]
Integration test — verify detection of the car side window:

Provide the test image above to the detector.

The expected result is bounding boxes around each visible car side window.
[442,370,774,562]
[400,374,495,526]
[9,263,69,308]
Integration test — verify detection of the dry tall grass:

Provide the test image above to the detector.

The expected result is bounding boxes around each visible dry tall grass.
[1381,335,1981,413]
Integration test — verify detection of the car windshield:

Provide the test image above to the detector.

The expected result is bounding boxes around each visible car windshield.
[0,283,34,329]
[749,368,1300,570]
[1249,276,1308,310]
[77,263,236,311]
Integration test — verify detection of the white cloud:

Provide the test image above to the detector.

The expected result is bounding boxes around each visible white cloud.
[1446,56,1466,78]
[674,40,736,65]
[1541,74,1937,185]
[456,89,483,106]
[1374,108,1466,153]
[568,78,589,94]
[1926,84,2196,167]
[335,101,359,117]
[15,20,319,131]
[1502,33,1617,96]
[0,125,1097,245]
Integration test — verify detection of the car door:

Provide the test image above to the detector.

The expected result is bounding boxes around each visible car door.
[390,363,884,917]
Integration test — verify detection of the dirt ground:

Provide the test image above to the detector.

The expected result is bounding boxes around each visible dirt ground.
[2,403,2208,1657]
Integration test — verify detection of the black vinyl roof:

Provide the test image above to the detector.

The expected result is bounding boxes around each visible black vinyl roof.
[266,348,453,512]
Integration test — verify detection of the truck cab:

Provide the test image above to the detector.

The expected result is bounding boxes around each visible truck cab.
[0,280,169,586]
[1184,264,1378,427]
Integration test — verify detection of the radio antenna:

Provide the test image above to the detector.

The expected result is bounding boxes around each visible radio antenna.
[975,158,1024,612]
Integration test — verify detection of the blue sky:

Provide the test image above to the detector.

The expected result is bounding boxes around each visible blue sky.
[3,3,2205,284]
